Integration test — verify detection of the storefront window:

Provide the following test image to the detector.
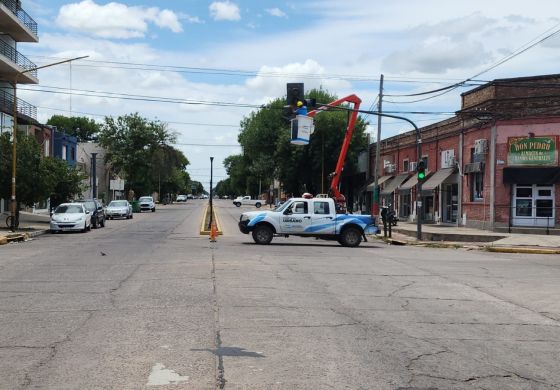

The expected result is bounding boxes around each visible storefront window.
[536,199,553,217]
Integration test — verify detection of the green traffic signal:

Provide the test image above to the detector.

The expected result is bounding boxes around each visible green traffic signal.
[416,160,426,181]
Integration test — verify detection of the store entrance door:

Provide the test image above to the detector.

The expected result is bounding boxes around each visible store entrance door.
[513,185,555,227]
[441,183,458,223]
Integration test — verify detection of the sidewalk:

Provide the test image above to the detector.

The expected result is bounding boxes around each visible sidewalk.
[380,222,560,254]
[0,212,50,245]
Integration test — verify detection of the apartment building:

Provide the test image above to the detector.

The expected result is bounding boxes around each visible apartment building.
[368,74,560,234]
[0,0,39,212]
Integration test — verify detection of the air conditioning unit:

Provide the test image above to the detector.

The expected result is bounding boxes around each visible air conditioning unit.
[409,161,417,172]
[474,139,488,154]
[385,164,395,173]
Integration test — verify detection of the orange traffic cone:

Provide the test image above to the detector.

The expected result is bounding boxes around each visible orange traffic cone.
[210,221,218,242]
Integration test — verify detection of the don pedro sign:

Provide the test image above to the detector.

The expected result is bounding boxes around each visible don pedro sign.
[507,136,558,166]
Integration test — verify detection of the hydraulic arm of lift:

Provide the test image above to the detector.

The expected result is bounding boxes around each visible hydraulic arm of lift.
[306,94,362,212]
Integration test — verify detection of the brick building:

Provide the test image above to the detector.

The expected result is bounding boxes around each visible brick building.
[369,74,560,233]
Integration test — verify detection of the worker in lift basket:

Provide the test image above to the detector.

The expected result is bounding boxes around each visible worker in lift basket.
[295,100,308,116]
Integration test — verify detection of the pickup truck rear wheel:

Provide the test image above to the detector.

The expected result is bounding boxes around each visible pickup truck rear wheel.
[339,227,362,247]
[255,202,261,208]
[252,225,273,245]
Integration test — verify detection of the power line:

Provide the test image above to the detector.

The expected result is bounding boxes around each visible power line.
[384,21,560,102]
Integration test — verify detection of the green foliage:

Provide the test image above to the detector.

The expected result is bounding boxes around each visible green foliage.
[98,113,190,198]
[0,133,85,208]
[229,89,368,198]
[215,178,234,197]
[42,156,86,208]
[46,115,101,142]
[190,180,204,195]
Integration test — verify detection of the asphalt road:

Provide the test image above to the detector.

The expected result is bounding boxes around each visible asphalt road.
[1,199,560,389]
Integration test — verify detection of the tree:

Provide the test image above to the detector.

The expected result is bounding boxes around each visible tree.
[0,133,48,207]
[97,113,188,198]
[0,133,85,210]
[231,89,368,200]
[42,157,86,209]
[46,115,101,142]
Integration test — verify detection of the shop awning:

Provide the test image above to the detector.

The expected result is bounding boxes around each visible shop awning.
[503,167,560,185]
[399,174,418,192]
[381,173,410,195]
[366,175,392,191]
[421,168,455,192]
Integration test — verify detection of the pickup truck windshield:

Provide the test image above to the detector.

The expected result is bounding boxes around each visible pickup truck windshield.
[273,200,292,213]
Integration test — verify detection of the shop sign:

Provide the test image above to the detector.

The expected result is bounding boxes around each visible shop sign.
[507,136,557,166]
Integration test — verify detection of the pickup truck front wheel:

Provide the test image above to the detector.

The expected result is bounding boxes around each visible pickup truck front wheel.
[252,225,273,245]
[234,202,241,207]
[339,227,362,247]
[255,202,261,208]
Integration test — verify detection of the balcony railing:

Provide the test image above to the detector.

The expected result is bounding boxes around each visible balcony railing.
[0,38,37,77]
[0,88,37,119]
[0,0,38,36]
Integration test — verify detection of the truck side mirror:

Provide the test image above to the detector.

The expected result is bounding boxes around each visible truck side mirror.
[284,209,292,215]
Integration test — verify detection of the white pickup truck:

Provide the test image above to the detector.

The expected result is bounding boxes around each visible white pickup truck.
[233,196,263,208]
[238,197,378,247]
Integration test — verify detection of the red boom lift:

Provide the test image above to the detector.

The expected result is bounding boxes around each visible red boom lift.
[306,94,362,213]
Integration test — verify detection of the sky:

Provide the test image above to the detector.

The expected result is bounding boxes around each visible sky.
[17,0,560,191]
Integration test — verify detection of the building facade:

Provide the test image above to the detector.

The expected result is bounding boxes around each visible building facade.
[76,142,111,202]
[53,130,77,167]
[369,74,560,233]
[0,0,39,212]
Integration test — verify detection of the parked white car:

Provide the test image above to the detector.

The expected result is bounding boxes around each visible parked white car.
[139,196,156,212]
[106,200,133,219]
[50,203,92,233]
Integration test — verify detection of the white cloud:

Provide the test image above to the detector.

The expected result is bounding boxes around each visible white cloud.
[209,1,241,21]
[245,59,350,97]
[56,0,183,39]
[266,8,286,18]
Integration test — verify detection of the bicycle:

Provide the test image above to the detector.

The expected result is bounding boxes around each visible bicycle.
[5,214,20,230]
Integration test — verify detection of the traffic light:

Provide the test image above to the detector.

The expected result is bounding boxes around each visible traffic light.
[287,83,304,107]
[417,160,426,181]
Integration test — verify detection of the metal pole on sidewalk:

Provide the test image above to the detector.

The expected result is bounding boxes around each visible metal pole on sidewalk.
[208,157,214,229]
[372,74,383,218]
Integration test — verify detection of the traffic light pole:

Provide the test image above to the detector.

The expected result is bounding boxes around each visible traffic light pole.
[316,104,423,239]
[356,110,422,240]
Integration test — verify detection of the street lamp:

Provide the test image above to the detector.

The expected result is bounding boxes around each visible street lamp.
[208,156,214,229]
[10,55,88,231]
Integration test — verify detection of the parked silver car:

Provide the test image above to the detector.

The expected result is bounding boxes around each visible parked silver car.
[139,196,156,212]
[50,203,92,233]
[106,200,133,219]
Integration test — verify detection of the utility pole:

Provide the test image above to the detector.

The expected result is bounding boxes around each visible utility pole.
[372,74,384,217]
[91,153,97,199]
[208,157,214,229]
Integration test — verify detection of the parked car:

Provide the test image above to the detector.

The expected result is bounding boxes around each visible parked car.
[50,203,92,233]
[106,200,133,219]
[139,196,156,212]
[75,199,106,228]
[176,194,188,202]
[187,194,194,199]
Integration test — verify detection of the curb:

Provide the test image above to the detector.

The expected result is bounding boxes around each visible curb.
[0,229,49,245]
[200,205,223,236]
[485,246,560,255]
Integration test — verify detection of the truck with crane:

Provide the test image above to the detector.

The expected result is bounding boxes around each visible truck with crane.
[237,92,379,247]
